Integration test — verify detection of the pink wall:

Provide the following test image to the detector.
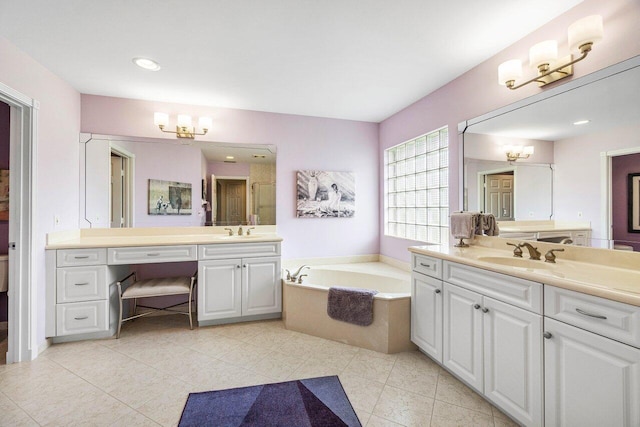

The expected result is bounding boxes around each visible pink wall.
[612,153,640,251]
[379,0,640,262]
[0,36,82,346]
[81,95,380,259]
[0,101,8,322]
[208,161,251,177]
[114,140,206,227]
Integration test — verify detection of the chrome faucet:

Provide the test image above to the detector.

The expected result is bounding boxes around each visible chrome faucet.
[507,242,523,258]
[224,228,234,236]
[297,274,308,284]
[237,226,243,236]
[520,242,541,260]
[247,227,255,235]
[289,265,310,281]
[559,238,573,245]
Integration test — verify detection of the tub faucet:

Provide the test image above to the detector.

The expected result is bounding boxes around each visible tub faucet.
[520,242,541,260]
[297,274,307,284]
[290,265,310,281]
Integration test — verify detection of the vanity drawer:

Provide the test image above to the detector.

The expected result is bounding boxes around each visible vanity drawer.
[57,248,107,267]
[56,300,108,336]
[56,265,107,303]
[412,253,442,279]
[199,242,281,260]
[444,261,542,313]
[107,245,197,264]
[545,286,640,348]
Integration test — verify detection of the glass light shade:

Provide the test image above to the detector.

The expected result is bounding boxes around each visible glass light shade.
[198,117,212,130]
[568,15,603,52]
[177,114,192,128]
[529,40,558,68]
[153,112,168,127]
[504,145,514,154]
[523,146,534,155]
[498,60,523,85]
[512,146,523,154]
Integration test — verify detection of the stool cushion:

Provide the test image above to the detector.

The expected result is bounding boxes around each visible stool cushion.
[122,276,192,299]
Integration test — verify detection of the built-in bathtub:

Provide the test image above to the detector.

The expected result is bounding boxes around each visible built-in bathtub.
[283,262,416,354]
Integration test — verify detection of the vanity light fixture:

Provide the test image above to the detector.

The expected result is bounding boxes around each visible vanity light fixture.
[498,15,603,90]
[153,113,212,139]
[505,145,534,162]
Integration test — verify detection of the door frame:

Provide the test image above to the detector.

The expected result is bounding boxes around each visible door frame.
[215,176,250,224]
[476,166,515,214]
[109,143,135,228]
[601,146,640,244]
[0,82,37,363]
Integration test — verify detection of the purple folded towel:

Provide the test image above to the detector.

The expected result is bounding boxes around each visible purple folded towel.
[327,286,378,326]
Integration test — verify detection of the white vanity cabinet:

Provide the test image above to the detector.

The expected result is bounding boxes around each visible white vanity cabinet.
[198,242,281,325]
[544,286,640,427]
[411,256,543,427]
[411,254,443,362]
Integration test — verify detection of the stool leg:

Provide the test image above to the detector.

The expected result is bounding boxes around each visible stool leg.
[116,283,123,339]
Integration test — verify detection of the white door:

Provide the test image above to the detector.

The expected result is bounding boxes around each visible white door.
[411,273,443,363]
[210,174,216,224]
[484,174,514,221]
[483,297,543,427]
[241,256,281,316]
[198,258,242,321]
[544,317,640,427]
[443,282,484,391]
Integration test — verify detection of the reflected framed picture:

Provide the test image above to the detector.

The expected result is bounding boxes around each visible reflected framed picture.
[148,179,192,215]
[628,173,640,232]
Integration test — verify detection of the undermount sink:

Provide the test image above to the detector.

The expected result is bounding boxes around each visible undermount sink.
[217,234,261,240]
[477,256,554,270]
[479,256,572,280]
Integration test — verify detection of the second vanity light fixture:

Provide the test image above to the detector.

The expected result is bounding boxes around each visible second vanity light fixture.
[154,113,212,139]
[498,15,603,90]
[505,145,534,162]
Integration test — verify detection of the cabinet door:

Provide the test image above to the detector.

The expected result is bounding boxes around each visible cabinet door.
[411,273,443,363]
[483,297,543,427]
[545,317,640,427]
[443,282,484,391]
[198,258,242,321]
[242,256,281,316]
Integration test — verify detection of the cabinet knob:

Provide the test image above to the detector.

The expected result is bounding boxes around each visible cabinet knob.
[482,307,489,313]
[543,332,553,339]
[243,264,247,268]
[434,289,441,294]
[473,304,481,309]
[236,265,241,269]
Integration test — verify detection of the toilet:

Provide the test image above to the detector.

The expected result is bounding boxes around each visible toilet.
[0,254,7,292]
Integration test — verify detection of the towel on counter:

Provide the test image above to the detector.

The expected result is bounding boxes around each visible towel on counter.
[327,287,378,326]
[450,212,476,239]
[481,213,500,236]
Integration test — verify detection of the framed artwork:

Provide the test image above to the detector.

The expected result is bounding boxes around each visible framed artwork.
[296,170,355,218]
[0,169,8,221]
[628,173,640,232]
[148,179,192,215]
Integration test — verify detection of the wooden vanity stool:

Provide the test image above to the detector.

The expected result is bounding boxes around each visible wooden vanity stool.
[116,271,197,338]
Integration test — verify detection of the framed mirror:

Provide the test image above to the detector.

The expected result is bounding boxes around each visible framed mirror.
[80,134,276,228]
[461,55,640,249]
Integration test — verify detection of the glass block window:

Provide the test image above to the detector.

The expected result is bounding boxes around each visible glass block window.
[384,127,449,245]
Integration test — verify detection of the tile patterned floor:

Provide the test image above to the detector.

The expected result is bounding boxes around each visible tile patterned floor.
[0,316,520,426]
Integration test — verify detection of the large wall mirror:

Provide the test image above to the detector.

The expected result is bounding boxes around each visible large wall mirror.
[80,134,276,228]
[461,55,640,249]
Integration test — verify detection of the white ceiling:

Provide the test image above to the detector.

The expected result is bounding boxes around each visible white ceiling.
[0,0,583,123]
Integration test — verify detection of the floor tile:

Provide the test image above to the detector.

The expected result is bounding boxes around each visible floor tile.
[435,371,493,415]
[372,384,435,427]
[0,392,39,426]
[430,400,494,426]
[339,373,386,414]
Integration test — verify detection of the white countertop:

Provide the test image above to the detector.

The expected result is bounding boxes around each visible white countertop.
[46,226,282,249]
[409,236,640,307]
[497,220,591,234]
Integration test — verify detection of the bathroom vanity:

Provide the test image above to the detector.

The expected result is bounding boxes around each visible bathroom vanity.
[497,220,592,246]
[45,227,282,342]
[410,237,640,427]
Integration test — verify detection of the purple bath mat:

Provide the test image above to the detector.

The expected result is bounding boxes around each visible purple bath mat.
[178,375,361,427]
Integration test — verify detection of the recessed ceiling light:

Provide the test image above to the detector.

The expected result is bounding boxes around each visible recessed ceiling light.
[132,57,161,71]
[226,156,235,160]
[573,119,590,125]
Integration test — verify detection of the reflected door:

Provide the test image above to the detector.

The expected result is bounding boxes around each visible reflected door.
[485,174,514,221]
[110,155,124,228]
